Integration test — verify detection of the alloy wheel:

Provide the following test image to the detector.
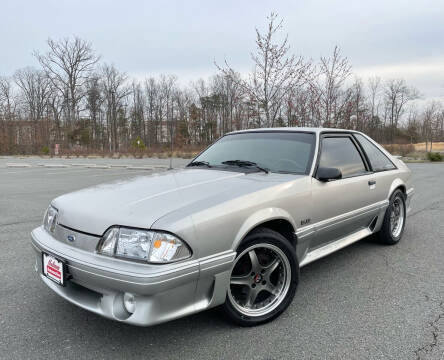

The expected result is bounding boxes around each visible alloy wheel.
[228,243,291,317]
[390,196,405,238]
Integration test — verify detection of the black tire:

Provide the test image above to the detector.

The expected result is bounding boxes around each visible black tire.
[222,227,299,327]
[377,189,406,245]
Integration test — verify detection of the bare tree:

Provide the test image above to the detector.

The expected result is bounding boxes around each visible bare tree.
[422,101,440,151]
[14,67,52,148]
[14,67,51,121]
[174,87,193,146]
[406,105,419,144]
[159,74,177,166]
[438,110,444,143]
[101,64,130,152]
[315,46,352,126]
[85,75,103,147]
[191,78,209,141]
[368,76,381,119]
[34,37,100,126]
[0,77,17,153]
[2,17,443,156]
[144,77,159,147]
[218,12,312,127]
[211,73,244,134]
[46,84,64,143]
[128,81,145,143]
[0,76,16,120]
[383,79,419,143]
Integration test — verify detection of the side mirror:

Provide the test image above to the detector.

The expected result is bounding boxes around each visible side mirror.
[316,167,342,182]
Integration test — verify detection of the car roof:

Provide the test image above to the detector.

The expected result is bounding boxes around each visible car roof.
[227,127,361,135]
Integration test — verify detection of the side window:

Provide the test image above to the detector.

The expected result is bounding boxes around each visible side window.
[318,136,367,178]
[354,134,396,172]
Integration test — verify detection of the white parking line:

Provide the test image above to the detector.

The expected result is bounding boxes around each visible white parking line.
[2,164,170,175]
[36,163,70,168]
[86,165,110,169]
[44,168,106,175]
[6,163,32,168]
[3,167,105,176]
[109,164,130,168]
[4,168,42,174]
[89,171,150,177]
[126,166,154,170]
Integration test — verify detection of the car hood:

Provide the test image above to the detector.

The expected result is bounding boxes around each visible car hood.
[53,168,302,236]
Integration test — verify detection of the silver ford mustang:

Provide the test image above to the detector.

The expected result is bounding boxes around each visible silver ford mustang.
[31,128,414,326]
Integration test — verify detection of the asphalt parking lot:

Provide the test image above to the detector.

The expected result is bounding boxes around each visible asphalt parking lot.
[0,159,443,360]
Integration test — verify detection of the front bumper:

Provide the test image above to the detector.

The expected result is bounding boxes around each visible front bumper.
[31,226,235,326]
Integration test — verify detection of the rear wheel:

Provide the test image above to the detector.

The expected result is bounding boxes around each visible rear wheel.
[223,228,299,326]
[377,189,406,245]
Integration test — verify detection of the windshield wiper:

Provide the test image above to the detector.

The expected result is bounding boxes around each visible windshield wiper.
[221,160,269,174]
[187,160,212,168]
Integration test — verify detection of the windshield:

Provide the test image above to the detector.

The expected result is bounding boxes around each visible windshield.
[191,131,316,174]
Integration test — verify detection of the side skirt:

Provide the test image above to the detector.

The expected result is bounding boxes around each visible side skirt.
[299,227,372,267]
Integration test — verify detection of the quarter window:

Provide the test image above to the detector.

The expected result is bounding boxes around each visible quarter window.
[354,134,396,172]
[318,137,367,178]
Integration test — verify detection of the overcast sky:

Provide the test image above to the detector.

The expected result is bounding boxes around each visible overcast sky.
[1,0,443,101]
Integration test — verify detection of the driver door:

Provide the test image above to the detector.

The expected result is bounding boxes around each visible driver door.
[310,134,379,249]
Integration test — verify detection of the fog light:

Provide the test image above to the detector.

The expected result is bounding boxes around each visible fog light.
[123,293,136,314]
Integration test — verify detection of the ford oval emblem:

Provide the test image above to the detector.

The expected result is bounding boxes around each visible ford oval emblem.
[67,235,76,242]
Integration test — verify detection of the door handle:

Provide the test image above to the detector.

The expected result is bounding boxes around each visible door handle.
[368,180,376,186]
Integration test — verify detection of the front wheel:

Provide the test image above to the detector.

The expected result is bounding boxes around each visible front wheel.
[222,228,299,326]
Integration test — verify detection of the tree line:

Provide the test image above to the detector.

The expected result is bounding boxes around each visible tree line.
[0,13,443,155]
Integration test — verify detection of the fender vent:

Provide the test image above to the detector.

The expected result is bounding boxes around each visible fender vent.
[369,216,378,232]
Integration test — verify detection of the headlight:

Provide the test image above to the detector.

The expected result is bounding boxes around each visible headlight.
[97,227,192,263]
[43,205,58,233]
